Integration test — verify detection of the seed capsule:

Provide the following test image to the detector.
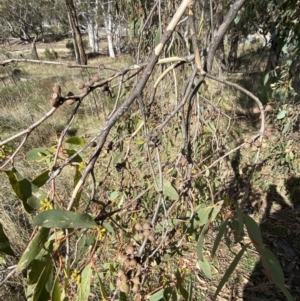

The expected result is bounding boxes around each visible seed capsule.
[52,84,61,94]
[78,82,85,90]
[93,75,101,82]
[265,104,273,112]
[125,245,134,255]
[142,223,151,230]
[131,277,140,284]
[119,283,130,293]
[129,259,137,269]
[135,223,142,231]
[253,107,260,114]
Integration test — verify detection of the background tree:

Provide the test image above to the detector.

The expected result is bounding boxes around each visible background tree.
[65,0,87,64]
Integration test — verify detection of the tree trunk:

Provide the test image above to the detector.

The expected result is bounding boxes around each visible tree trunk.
[100,1,115,58]
[65,0,87,65]
[86,0,99,53]
[265,38,280,72]
[215,0,226,70]
[31,35,39,60]
[228,29,239,72]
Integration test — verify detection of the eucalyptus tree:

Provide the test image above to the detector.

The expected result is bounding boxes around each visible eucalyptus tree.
[0,0,48,59]
[65,0,87,64]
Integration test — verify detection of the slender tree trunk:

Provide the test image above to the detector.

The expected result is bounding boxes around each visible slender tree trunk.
[265,38,280,72]
[31,35,39,60]
[215,0,226,70]
[228,28,239,72]
[65,0,87,65]
[100,1,115,58]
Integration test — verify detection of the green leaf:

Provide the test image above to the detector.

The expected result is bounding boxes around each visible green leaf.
[162,178,179,201]
[243,214,263,245]
[264,73,269,85]
[154,28,162,46]
[33,257,53,301]
[3,169,45,212]
[96,273,108,299]
[277,110,287,119]
[148,288,168,301]
[0,222,15,256]
[65,137,85,146]
[113,153,122,165]
[103,222,114,233]
[198,257,212,279]
[16,227,50,273]
[32,171,50,188]
[64,149,83,163]
[76,262,92,301]
[110,191,120,201]
[234,11,241,24]
[187,280,193,301]
[26,147,50,161]
[214,244,249,300]
[51,276,62,301]
[212,218,229,258]
[197,221,210,261]
[196,206,213,227]
[259,246,293,301]
[33,210,97,229]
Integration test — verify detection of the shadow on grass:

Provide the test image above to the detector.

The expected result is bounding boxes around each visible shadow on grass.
[243,177,300,301]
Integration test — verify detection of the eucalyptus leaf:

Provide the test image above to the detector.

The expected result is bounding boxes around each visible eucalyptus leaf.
[76,262,92,301]
[65,137,85,146]
[277,110,287,119]
[16,227,50,273]
[162,178,179,201]
[0,222,15,256]
[198,258,212,279]
[33,210,97,229]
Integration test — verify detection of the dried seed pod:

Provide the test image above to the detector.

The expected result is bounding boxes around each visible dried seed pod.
[129,259,137,269]
[51,92,59,100]
[265,131,272,138]
[119,283,130,293]
[244,137,253,144]
[142,223,151,230]
[253,107,260,114]
[119,274,128,282]
[65,99,75,105]
[243,142,251,149]
[131,277,140,285]
[50,98,60,108]
[87,79,95,86]
[251,145,258,152]
[119,254,127,264]
[135,223,142,231]
[90,141,97,148]
[138,233,144,240]
[254,140,262,148]
[125,245,134,255]
[78,82,85,90]
[52,84,61,94]
[93,74,101,82]
[116,278,124,287]
[123,258,131,268]
[143,229,150,238]
[148,234,155,242]
[265,104,273,112]
[131,284,139,293]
